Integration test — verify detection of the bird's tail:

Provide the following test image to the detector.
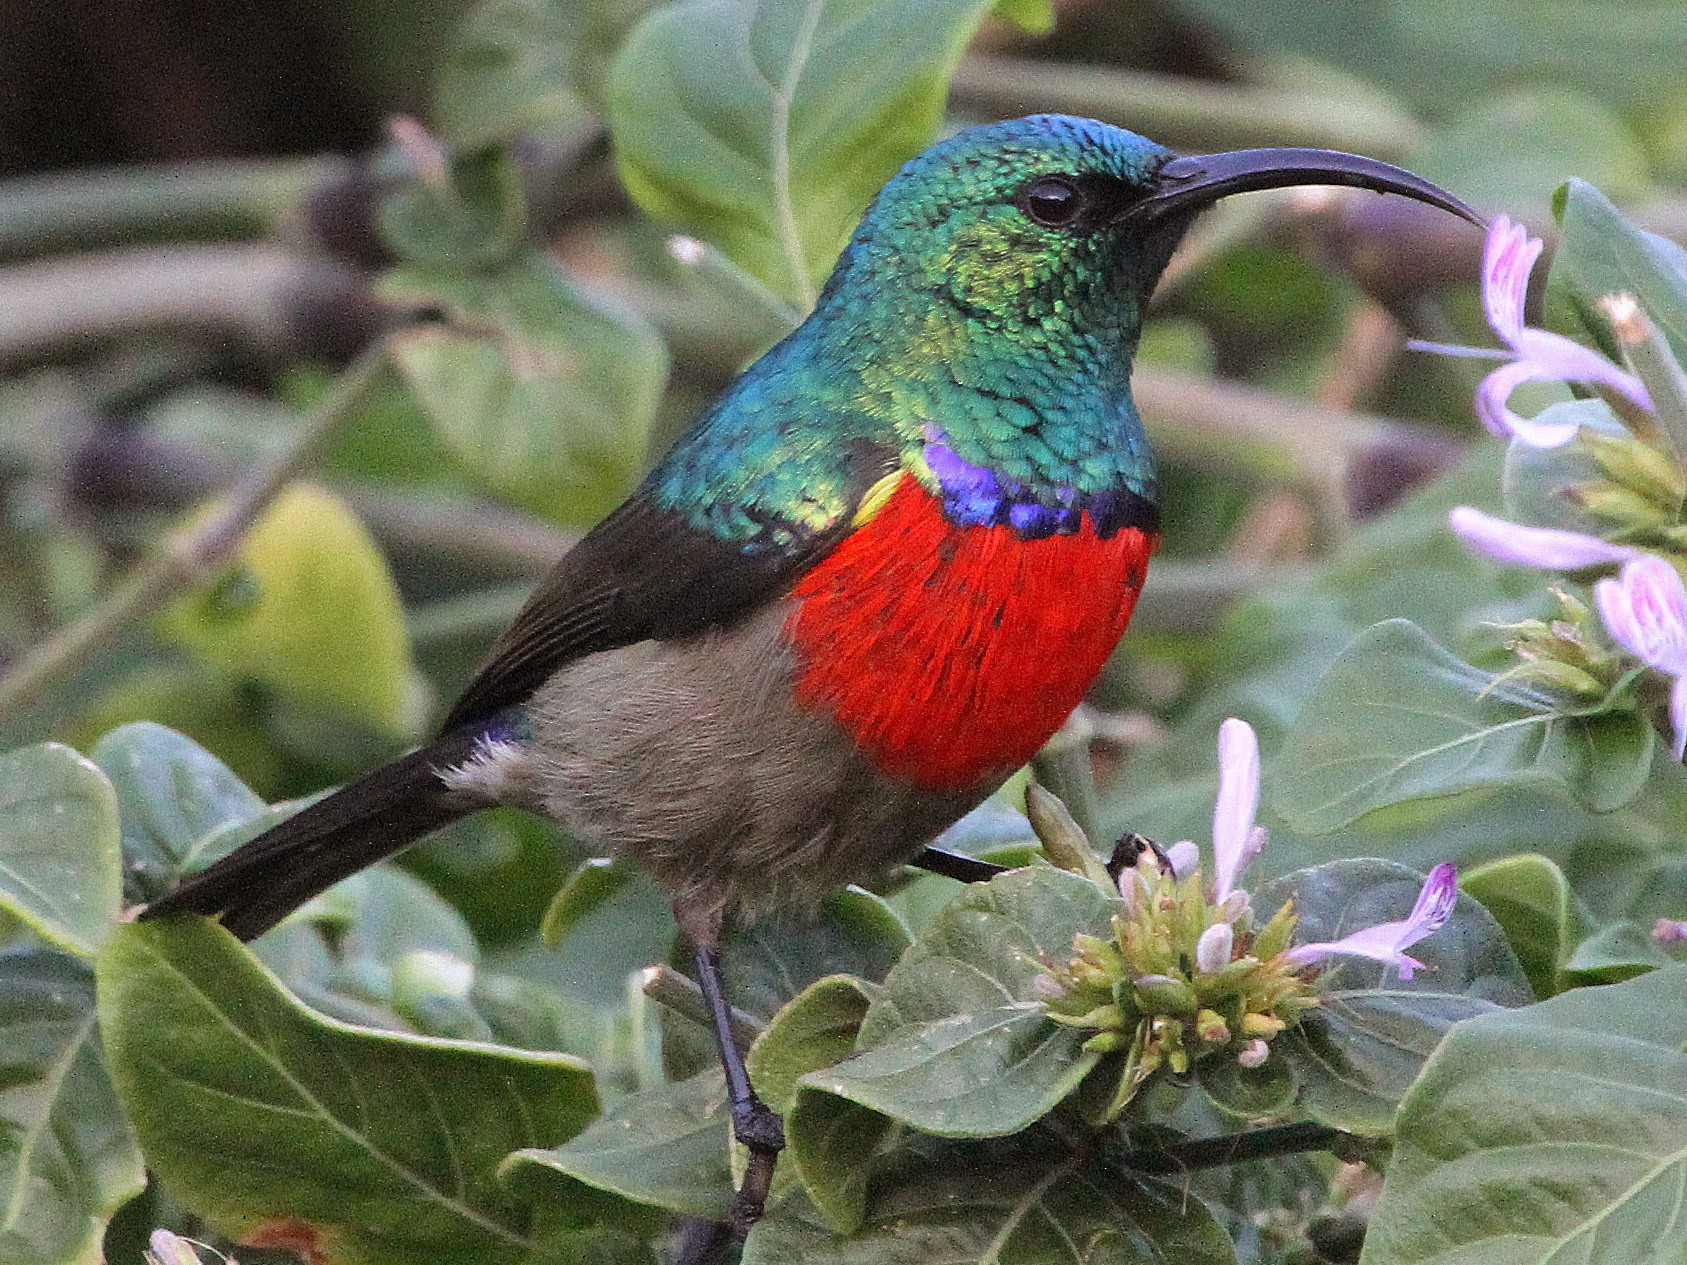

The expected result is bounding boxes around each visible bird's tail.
[138,726,491,942]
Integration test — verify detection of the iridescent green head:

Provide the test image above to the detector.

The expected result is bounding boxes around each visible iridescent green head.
[655,115,1475,542]
[822,115,1183,331]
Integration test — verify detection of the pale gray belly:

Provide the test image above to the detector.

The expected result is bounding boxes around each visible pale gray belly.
[513,603,996,934]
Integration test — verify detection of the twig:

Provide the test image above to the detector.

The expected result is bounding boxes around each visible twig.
[1117,1121,1342,1175]
[638,965,763,1051]
[0,338,391,718]
[949,55,1423,158]
[0,243,369,368]
[0,156,339,262]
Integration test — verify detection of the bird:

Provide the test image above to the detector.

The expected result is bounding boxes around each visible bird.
[141,113,1477,1233]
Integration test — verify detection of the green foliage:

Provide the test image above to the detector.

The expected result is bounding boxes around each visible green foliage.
[98,918,600,1265]
[505,1069,732,1221]
[158,484,424,738]
[1551,178,1687,361]
[0,743,120,956]
[746,1134,1236,1265]
[1275,618,1654,833]
[1256,860,1531,1134]
[385,251,669,527]
[0,948,144,1265]
[1363,965,1687,1265]
[608,0,1051,307]
[1458,853,1573,998]
[801,868,1113,1138]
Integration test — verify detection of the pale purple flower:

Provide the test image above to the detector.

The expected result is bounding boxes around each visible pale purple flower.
[1594,554,1687,758]
[1449,506,1640,571]
[1195,922,1234,973]
[1165,840,1200,879]
[1413,216,1651,448]
[1211,718,1265,903]
[1653,918,1687,946]
[1285,862,1458,981]
[1237,1039,1269,1069]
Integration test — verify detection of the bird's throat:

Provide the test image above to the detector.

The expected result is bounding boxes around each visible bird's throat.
[784,473,1156,791]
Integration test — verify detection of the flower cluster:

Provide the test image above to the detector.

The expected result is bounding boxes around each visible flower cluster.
[1424,215,1687,756]
[1037,720,1455,1118]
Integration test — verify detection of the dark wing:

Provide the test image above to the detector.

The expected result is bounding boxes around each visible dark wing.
[438,459,891,732]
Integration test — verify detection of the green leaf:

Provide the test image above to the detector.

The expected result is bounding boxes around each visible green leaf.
[1196,1049,1298,1120]
[744,973,888,1232]
[1258,859,1532,1134]
[802,868,1116,1137]
[385,248,668,526]
[159,484,423,737]
[433,0,592,150]
[748,973,876,1114]
[541,857,635,949]
[608,0,1042,307]
[1275,619,1650,833]
[379,147,528,272]
[783,1090,890,1234]
[1413,87,1651,211]
[1563,920,1675,985]
[1551,179,1687,363]
[1171,0,1687,120]
[97,918,599,1265]
[1363,965,1687,1265]
[88,722,265,904]
[1501,400,1627,534]
[504,1069,732,1221]
[0,947,144,1265]
[1459,853,1572,998]
[745,1137,1235,1265]
[0,743,120,957]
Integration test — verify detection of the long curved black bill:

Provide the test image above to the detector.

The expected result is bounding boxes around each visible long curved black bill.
[1129,147,1483,228]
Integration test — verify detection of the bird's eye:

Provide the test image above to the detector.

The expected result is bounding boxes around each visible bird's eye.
[1020,175,1086,228]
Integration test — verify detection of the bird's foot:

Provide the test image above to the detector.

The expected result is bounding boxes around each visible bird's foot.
[728,1096,785,1240]
[1107,831,1174,883]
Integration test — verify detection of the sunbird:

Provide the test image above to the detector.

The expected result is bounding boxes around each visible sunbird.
[143,114,1476,1231]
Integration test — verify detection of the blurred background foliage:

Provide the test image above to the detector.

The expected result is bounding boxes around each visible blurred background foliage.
[6,0,1687,972]
[2,4,1686,1256]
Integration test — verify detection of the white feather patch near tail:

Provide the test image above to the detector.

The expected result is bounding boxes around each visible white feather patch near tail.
[436,735,538,804]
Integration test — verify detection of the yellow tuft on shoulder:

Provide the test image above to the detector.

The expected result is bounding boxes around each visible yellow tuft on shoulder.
[851,470,906,527]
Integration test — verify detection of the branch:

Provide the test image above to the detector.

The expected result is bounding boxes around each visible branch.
[0,156,338,262]
[0,243,369,368]
[1116,1121,1344,1175]
[949,55,1424,158]
[0,337,391,717]
[638,965,763,1051]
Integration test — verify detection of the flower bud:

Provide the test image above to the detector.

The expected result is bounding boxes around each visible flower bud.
[1026,783,1102,879]
[1238,1039,1270,1068]
[1220,890,1253,927]
[1082,1030,1126,1053]
[1567,481,1668,532]
[1241,1011,1287,1039]
[1165,840,1200,879]
[1132,973,1197,1014]
[1577,429,1685,510]
[1194,1008,1231,1044]
[1195,922,1234,974]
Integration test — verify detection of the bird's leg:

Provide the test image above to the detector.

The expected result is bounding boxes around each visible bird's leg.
[909,845,1009,883]
[689,937,784,1239]
[1106,831,1174,883]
